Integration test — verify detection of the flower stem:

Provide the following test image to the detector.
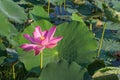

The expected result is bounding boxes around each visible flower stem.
[12,62,18,80]
[12,65,15,80]
[48,0,50,15]
[40,52,43,69]
[60,5,62,15]
[97,23,107,57]
[90,23,92,31]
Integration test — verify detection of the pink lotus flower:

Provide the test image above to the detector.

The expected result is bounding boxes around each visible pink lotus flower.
[20,26,63,56]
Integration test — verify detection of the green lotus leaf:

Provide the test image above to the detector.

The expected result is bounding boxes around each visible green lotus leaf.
[0,13,17,43]
[0,0,27,24]
[30,6,49,20]
[102,39,120,52]
[71,13,84,23]
[106,21,120,30]
[39,59,87,80]
[56,21,97,66]
[93,67,120,80]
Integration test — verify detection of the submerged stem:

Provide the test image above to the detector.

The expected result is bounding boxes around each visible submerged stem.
[48,0,50,15]
[40,52,43,69]
[97,23,107,57]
